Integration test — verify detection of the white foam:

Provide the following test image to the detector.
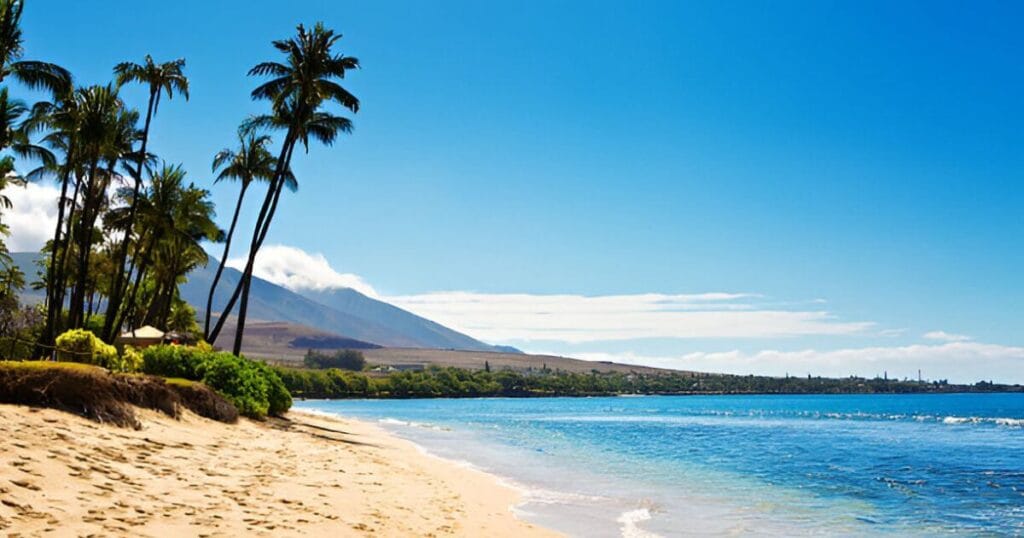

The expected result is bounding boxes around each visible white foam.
[939,416,1024,427]
[616,508,661,538]
[377,417,450,431]
[520,486,610,505]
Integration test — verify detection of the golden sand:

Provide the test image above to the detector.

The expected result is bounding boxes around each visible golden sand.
[0,404,559,537]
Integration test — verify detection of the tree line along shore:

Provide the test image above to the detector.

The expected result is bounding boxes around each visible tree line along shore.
[2,341,1019,434]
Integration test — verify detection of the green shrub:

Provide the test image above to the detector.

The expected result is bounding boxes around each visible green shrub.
[140,344,292,419]
[55,329,125,371]
[141,344,209,379]
[200,353,269,418]
[256,362,292,416]
[304,349,366,371]
[121,346,144,373]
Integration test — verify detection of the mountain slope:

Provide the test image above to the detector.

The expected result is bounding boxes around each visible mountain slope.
[298,287,505,353]
[11,252,506,352]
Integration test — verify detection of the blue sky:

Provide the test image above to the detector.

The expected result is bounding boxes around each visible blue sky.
[10,1,1023,381]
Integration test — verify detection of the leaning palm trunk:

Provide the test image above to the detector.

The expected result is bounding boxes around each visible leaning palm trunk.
[208,131,295,348]
[231,138,296,354]
[203,181,247,338]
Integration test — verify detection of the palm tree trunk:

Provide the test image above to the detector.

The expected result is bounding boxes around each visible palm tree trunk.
[69,160,101,328]
[120,233,156,332]
[230,137,296,355]
[208,129,295,347]
[203,182,247,339]
[34,160,74,356]
[51,174,83,330]
[101,90,156,342]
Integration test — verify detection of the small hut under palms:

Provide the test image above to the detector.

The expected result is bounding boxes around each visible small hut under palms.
[115,325,165,349]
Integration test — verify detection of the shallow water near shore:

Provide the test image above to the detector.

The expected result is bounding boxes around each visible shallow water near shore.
[296,393,1024,537]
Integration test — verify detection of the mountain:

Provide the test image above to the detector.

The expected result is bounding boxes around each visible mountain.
[10,252,509,352]
[297,287,507,354]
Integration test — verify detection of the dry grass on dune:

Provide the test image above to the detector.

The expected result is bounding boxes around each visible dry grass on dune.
[0,361,238,428]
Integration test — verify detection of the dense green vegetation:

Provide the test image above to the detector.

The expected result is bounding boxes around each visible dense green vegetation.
[273,365,1023,400]
[0,1,359,363]
[303,348,366,371]
[141,344,291,418]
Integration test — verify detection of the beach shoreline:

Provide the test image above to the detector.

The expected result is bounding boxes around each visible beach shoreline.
[0,404,559,537]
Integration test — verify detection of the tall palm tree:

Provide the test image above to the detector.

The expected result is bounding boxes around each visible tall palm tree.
[66,84,125,328]
[102,55,188,340]
[120,163,183,330]
[0,0,71,96]
[203,130,291,337]
[23,86,79,353]
[206,22,358,354]
[0,0,70,355]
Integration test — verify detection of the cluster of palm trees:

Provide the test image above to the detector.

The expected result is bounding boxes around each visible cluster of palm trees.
[0,0,359,357]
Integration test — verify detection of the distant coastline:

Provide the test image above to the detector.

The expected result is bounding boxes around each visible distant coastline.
[272,362,1024,400]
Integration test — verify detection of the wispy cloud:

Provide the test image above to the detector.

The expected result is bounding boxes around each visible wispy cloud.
[234,244,877,343]
[227,244,378,298]
[923,330,972,342]
[388,291,875,343]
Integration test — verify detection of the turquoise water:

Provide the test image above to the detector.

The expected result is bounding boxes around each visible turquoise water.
[296,394,1024,536]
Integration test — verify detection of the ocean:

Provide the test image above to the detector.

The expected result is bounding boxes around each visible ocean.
[295,393,1024,536]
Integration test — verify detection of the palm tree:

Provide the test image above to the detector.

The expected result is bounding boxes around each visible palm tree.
[0,0,70,355]
[65,84,126,328]
[101,55,188,340]
[23,86,79,353]
[119,163,218,331]
[203,130,290,337]
[142,184,219,328]
[206,22,358,354]
[0,0,71,96]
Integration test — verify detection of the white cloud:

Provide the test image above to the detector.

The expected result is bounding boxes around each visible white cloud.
[564,341,1024,384]
[231,244,876,343]
[923,330,971,342]
[5,182,60,252]
[227,244,378,298]
[388,291,875,343]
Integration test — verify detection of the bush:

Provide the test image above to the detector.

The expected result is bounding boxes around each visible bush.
[55,329,128,372]
[257,362,292,416]
[141,344,208,379]
[121,345,144,373]
[304,349,366,371]
[140,344,292,419]
[200,353,269,418]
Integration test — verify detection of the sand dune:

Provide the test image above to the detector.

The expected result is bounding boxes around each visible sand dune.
[0,405,558,537]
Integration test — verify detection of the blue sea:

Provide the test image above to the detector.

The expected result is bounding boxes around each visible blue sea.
[295,394,1024,536]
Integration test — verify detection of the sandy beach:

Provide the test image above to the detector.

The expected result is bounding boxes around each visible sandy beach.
[0,404,558,537]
